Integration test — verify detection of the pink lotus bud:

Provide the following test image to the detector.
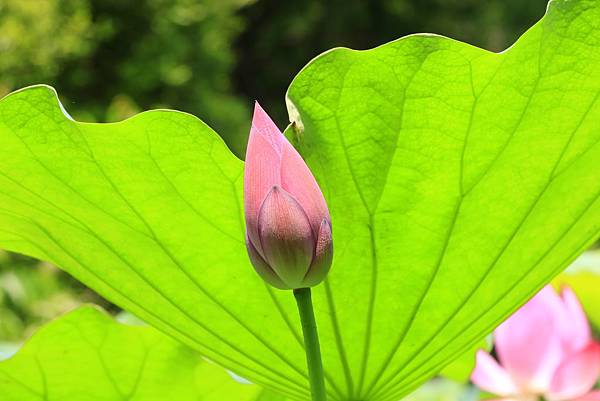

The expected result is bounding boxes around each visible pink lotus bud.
[244,102,332,290]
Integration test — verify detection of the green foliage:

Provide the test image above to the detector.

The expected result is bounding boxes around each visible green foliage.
[0,306,282,401]
[0,0,96,90]
[0,1,598,401]
[0,0,252,156]
[77,0,252,155]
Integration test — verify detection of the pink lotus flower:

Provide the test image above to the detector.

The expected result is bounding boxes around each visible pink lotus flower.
[471,285,600,401]
[243,102,333,290]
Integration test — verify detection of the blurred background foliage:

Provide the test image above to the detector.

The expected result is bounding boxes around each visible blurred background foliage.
[2,0,598,391]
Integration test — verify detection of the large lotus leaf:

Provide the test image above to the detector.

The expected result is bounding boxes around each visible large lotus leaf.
[0,86,310,400]
[0,1,599,401]
[0,306,282,401]
[284,0,600,399]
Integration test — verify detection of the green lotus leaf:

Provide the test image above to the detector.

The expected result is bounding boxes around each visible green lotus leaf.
[0,306,283,401]
[285,0,599,398]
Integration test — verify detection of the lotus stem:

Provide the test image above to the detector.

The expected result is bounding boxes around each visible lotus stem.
[294,287,327,401]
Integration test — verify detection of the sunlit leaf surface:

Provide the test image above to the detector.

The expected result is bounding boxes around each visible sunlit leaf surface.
[285,1,600,398]
[0,0,599,400]
[0,306,282,401]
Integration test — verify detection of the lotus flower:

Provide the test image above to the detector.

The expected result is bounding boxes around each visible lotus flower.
[471,285,600,401]
[243,102,333,290]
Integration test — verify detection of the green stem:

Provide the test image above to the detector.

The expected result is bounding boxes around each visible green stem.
[294,287,327,401]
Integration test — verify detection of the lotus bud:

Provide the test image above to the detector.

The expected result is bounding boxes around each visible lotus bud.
[243,102,333,290]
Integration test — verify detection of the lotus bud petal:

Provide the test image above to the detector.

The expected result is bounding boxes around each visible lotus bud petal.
[244,102,333,289]
[245,232,287,289]
[258,186,314,288]
[303,219,333,287]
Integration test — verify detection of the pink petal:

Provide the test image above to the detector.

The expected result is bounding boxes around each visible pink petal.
[245,232,287,289]
[303,218,333,287]
[471,350,519,396]
[558,286,591,352]
[244,102,330,251]
[573,391,600,401]
[547,342,600,401]
[280,138,330,235]
[481,395,539,401]
[495,286,565,392]
[244,102,286,252]
[257,186,314,288]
